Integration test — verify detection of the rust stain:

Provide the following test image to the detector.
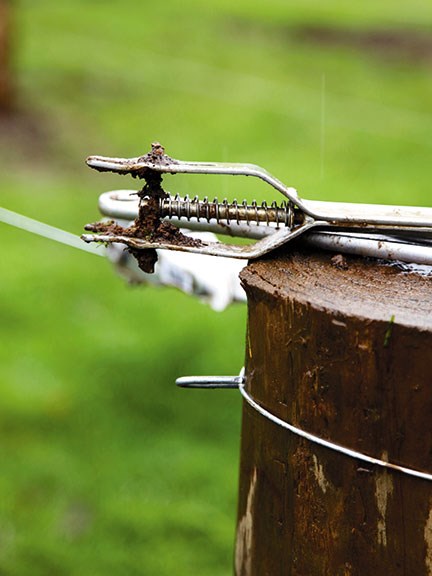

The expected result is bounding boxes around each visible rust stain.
[235,468,257,576]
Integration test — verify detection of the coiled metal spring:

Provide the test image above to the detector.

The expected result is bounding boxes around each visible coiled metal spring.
[158,195,296,228]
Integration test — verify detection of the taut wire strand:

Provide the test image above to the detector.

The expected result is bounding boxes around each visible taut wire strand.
[239,382,432,482]
[0,206,105,256]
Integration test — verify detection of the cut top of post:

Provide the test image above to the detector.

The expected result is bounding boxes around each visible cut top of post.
[240,249,432,331]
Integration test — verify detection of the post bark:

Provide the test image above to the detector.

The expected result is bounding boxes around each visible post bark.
[235,248,432,575]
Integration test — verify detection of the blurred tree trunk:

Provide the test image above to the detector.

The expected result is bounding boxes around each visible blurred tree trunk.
[0,0,13,112]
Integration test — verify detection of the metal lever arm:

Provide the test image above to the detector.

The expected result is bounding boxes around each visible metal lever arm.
[83,145,432,261]
[87,152,432,235]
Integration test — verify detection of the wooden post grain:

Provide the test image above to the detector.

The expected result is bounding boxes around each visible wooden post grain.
[235,248,432,575]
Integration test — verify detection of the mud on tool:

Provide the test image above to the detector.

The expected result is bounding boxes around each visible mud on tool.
[82,143,432,264]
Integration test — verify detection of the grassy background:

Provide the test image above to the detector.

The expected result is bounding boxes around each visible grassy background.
[1,1,432,574]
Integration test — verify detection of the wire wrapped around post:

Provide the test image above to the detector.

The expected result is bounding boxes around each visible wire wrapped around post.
[235,247,432,576]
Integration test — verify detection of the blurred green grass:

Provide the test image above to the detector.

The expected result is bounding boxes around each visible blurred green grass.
[1,1,432,574]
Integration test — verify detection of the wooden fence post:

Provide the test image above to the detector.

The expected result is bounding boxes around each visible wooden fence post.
[235,248,432,575]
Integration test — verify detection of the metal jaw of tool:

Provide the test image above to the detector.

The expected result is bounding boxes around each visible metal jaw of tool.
[82,143,432,262]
